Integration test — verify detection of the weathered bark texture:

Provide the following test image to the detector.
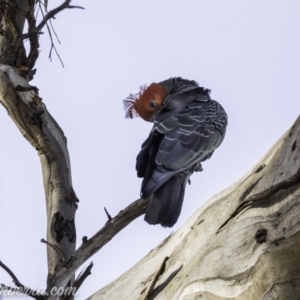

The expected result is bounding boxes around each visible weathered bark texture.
[0,1,28,67]
[88,115,300,300]
[0,63,150,298]
[0,65,77,290]
[0,57,150,296]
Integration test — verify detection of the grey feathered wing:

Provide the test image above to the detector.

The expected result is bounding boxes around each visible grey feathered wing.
[138,90,227,227]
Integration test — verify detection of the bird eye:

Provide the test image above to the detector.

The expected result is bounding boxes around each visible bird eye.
[150,100,156,108]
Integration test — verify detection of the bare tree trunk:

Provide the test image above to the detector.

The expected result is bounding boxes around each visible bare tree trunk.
[0,56,148,297]
[2,2,298,299]
[0,1,28,67]
[0,2,78,297]
[0,4,149,295]
[88,115,300,300]
[0,65,77,289]
[0,1,155,299]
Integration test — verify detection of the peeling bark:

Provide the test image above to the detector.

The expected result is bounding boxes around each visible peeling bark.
[47,197,150,297]
[0,2,147,299]
[0,65,77,288]
[88,115,300,300]
[0,62,150,298]
[1,2,299,299]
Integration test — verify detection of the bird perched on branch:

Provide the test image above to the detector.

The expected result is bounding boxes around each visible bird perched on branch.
[123,77,228,227]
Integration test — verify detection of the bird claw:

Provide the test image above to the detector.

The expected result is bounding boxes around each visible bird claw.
[193,162,203,172]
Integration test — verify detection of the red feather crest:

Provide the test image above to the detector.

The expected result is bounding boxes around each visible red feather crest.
[123,85,147,118]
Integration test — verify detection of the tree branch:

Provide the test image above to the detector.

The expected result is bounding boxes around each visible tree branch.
[0,65,77,289]
[0,260,24,289]
[39,3,64,67]
[47,197,150,297]
[104,207,112,220]
[87,116,300,300]
[74,262,94,290]
[20,0,84,40]
[25,0,39,70]
[0,260,44,299]
[41,238,65,262]
[0,64,150,298]
[0,0,28,67]
[36,2,84,33]
[63,262,94,300]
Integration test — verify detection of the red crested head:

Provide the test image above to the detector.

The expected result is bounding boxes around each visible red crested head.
[123,83,168,122]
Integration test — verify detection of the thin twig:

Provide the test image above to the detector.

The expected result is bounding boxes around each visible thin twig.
[74,262,93,291]
[25,0,39,70]
[21,0,84,40]
[41,1,61,43]
[51,41,64,67]
[41,238,65,261]
[35,1,84,32]
[38,2,64,67]
[35,1,41,19]
[19,0,83,68]
[104,207,112,220]
[0,260,23,287]
[48,197,151,290]
[64,262,94,300]
[75,268,84,281]
[49,18,61,44]
[0,260,44,299]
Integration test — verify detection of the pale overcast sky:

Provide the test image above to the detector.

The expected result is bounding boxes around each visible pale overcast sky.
[0,1,299,299]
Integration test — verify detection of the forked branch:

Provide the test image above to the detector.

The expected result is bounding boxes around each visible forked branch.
[21,0,84,40]
[0,65,151,298]
[47,197,150,295]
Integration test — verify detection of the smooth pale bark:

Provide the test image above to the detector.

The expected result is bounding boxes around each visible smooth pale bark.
[0,3,80,297]
[0,64,150,297]
[0,65,77,289]
[0,2,151,298]
[0,62,150,295]
[88,115,300,300]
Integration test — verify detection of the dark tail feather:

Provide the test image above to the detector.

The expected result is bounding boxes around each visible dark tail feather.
[144,173,189,227]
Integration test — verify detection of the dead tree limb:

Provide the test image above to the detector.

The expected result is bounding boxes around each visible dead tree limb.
[0,260,44,299]
[0,65,77,291]
[87,116,300,300]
